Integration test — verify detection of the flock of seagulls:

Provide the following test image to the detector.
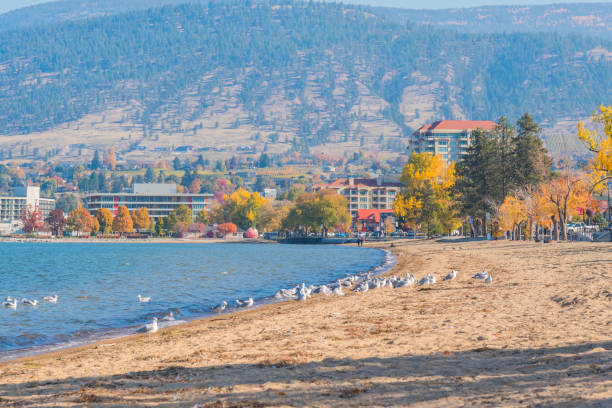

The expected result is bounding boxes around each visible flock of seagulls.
[2,294,58,310]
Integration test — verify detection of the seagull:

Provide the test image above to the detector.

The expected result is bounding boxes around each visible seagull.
[43,294,59,303]
[473,269,489,279]
[417,274,436,287]
[353,282,369,293]
[22,298,38,306]
[3,299,17,309]
[485,274,493,284]
[236,297,254,308]
[4,296,13,302]
[332,286,344,296]
[443,270,457,281]
[319,285,332,296]
[137,294,151,303]
[161,311,175,321]
[139,317,158,333]
[213,301,228,313]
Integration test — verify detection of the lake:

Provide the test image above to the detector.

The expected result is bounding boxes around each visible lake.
[0,242,387,357]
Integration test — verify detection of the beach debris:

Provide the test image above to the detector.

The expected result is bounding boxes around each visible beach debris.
[137,294,151,303]
[213,301,228,313]
[473,269,489,279]
[21,298,38,306]
[138,317,158,333]
[443,270,457,281]
[3,298,17,309]
[43,294,58,303]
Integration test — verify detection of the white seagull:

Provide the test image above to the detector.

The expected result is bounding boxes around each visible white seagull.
[213,301,228,313]
[485,274,493,284]
[140,317,158,333]
[161,312,175,321]
[3,299,17,309]
[22,298,38,306]
[137,294,151,303]
[43,294,59,303]
[236,297,254,308]
[443,270,457,281]
[473,269,489,279]
[332,286,344,296]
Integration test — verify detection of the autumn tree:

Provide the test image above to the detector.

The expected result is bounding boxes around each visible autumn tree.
[188,222,206,235]
[213,188,272,230]
[578,104,612,191]
[20,204,44,233]
[103,147,117,170]
[195,209,209,224]
[394,152,459,236]
[542,172,587,240]
[46,209,66,237]
[96,208,114,234]
[190,178,203,194]
[496,195,526,240]
[132,207,151,231]
[112,205,133,233]
[282,189,351,235]
[217,222,237,236]
[173,221,188,237]
[67,207,97,236]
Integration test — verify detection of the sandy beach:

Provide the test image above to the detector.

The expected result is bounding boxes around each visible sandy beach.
[0,240,611,407]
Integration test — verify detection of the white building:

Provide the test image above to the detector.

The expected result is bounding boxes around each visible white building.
[0,186,56,234]
[85,183,213,221]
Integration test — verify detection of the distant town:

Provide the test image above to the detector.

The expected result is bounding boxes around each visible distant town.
[1,116,610,242]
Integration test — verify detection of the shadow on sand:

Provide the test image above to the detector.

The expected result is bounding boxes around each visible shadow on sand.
[1,340,611,407]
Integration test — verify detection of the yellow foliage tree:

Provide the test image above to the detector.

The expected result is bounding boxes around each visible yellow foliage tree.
[578,104,612,192]
[394,152,459,236]
[214,188,272,230]
[132,207,150,231]
[112,205,133,233]
[96,208,114,234]
[497,195,526,239]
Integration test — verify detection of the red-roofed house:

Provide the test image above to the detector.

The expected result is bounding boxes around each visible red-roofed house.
[411,120,497,163]
[356,209,395,232]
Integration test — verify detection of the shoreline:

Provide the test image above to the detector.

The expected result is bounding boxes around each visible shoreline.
[1,240,610,407]
[0,245,395,363]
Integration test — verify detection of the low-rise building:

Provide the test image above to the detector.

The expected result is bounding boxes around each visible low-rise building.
[314,177,402,218]
[410,120,497,163]
[85,183,213,221]
[0,186,55,234]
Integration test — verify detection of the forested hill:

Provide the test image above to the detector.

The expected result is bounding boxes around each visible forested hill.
[0,0,610,152]
[375,3,612,41]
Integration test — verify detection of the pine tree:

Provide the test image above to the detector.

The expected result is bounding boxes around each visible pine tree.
[91,151,101,170]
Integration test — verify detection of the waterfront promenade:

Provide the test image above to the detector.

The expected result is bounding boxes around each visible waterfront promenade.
[0,240,610,407]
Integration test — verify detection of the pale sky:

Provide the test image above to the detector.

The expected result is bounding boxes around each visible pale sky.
[0,0,607,15]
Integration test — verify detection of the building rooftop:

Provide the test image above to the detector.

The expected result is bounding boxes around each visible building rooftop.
[315,177,402,190]
[414,120,497,134]
[357,209,394,223]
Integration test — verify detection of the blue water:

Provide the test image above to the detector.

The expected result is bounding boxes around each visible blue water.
[0,242,385,355]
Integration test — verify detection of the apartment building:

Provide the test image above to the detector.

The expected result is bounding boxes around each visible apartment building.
[0,186,55,233]
[411,120,497,163]
[85,183,213,221]
[314,177,402,218]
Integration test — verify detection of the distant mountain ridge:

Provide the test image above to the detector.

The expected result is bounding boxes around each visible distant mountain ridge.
[0,0,608,159]
[375,3,612,41]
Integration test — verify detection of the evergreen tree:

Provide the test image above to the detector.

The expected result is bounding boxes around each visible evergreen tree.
[91,151,101,170]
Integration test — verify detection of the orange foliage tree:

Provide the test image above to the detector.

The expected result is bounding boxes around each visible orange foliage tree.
[217,222,237,237]
[112,205,133,233]
[132,207,151,231]
[103,147,117,170]
[67,207,97,236]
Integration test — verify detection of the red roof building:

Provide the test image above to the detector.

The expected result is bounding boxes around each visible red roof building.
[411,120,497,164]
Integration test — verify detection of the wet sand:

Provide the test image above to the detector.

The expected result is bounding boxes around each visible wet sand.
[0,240,611,407]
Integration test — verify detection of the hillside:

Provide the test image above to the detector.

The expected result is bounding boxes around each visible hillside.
[375,3,612,41]
[0,1,608,162]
